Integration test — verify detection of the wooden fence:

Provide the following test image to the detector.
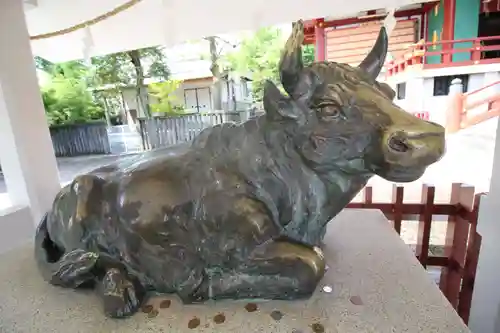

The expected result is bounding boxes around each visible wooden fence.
[138,110,263,150]
[348,183,484,325]
[50,122,111,157]
[446,80,500,134]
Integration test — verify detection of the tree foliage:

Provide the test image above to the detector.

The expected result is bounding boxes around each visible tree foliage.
[302,44,315,66]
[224,27,284,102]
[36,46,170,125]
[35,57,104,126]
[148,80,185,114]
[91,47,169,87]
[224,27,316,102]
[41,76,104,126]
[91,46,170,118]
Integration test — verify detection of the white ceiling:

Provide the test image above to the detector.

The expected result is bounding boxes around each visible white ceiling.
[24,0,436,63]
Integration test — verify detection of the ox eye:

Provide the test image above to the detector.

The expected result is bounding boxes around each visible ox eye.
[318,105,343,121]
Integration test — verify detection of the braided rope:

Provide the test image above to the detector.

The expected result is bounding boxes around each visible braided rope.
[30,0,142,40]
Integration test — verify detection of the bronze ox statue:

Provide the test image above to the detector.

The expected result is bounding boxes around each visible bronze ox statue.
[34,20,445,318]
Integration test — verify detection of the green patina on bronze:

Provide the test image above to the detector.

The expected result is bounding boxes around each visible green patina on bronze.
[33,20,445,319]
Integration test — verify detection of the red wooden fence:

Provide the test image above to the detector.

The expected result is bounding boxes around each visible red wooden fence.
[347,183,484,324]
[446,81,500,133]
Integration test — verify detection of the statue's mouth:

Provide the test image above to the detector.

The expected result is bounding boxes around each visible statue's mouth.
[380,166,425,182]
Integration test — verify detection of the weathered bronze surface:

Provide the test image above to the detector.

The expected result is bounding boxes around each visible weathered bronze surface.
[34,20,445,319]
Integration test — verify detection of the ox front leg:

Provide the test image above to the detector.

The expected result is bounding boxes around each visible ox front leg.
[98,268,146,319]
[205,240,326,300]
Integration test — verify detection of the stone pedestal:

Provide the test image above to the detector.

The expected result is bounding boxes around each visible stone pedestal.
[0,209,469,332]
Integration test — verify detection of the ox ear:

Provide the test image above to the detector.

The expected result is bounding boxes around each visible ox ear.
[279,20,305,99]
[378,82,396,100]
[263,80,301,121]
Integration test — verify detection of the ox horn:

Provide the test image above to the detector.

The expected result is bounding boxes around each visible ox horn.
[358,26,389,79]
[279,20,305,98]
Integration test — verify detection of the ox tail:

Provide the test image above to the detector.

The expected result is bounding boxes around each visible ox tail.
[34,213,65,282]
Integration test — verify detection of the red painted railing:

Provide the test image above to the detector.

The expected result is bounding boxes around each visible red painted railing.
[386,36,500,76]
[446,81,500,133]
[348,183,484,325]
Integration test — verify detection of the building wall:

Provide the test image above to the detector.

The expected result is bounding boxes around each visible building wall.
[390,64,500,126]
[427,1,444,65]
[453,0,480,62]
[325,19,418,67]
[426,0,481,64]
[120,76,251,116]
[172,78,214,112]
[121,78,214,117]
[220,78,252,110]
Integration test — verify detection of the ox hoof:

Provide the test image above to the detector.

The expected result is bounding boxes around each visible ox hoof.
[178,278,210,304]
[50,249,98,288]
[100,269,145,318]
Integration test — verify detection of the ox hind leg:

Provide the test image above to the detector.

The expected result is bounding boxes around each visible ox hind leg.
[192,239,326,301]
[36,174,104,289]
[45,174,146,318]
[69,174,147,318]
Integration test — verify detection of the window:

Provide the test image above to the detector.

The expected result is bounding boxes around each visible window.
[433,75,469,96]
[396,83,406,100]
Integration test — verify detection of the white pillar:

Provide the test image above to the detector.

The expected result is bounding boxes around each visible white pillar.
[468,114,500,333]
[0,0,61,224]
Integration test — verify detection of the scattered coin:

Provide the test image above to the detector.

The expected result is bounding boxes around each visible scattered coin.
[311,322,325,333]
[350,295,364,305]
[322,285,333,293]
[159,299,171,309]
[141,304,153,313]
[270,310,283,321]
[245,303,258,312]
[213,313,226,324]
[188,317,201,329]
[147,309,159,318]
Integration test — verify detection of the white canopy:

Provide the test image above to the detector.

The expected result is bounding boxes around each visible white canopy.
[24,0,433,63]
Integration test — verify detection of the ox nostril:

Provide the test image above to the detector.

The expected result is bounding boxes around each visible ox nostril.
[388,133,410,153]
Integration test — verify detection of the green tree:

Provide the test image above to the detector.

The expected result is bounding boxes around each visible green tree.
[91,46,170,118]
[303,44,315,66]
[224,27,284,102]
[41,75,104,126]
[223,26,315,102]
[34,56,54,73]
[203,36,239,110]
[148,79,185,115]
[36,57,105,126]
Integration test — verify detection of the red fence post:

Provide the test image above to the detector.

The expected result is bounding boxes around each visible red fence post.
[442,0,456,64]
[363,186,373,207]
[471,39,481,62]
[440,184,474,308]
[457,194,484,324]
[391,185,404,234]
[446,93,465,134]
[417,185,435,268]
[314,19,326,62]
